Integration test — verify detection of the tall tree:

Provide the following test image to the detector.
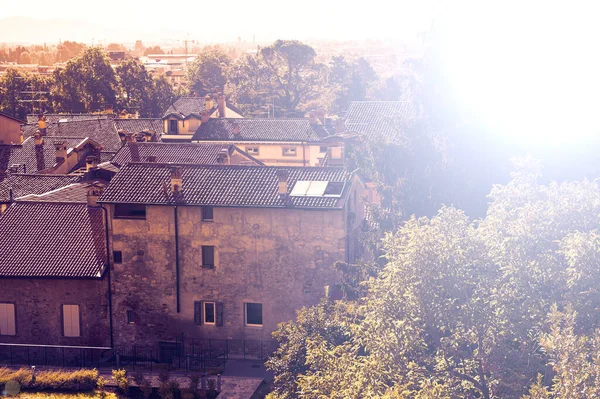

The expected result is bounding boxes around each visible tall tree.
[116,59,153,116]
[0,68,29,119]
[148,75,176,118]
[186,48,231,95]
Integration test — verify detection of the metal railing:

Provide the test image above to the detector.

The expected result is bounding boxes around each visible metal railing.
[0,343,113,369]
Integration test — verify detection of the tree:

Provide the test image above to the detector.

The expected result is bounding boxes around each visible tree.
[0,68,29,119]
[18,51,31,64]
[148,75,176,118]
[144,46,164,56]
[186,48,231,95]
[116,59,153,116]
[267,168,600,398]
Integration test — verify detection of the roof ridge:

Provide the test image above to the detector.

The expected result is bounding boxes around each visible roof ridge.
[124,162,347,170]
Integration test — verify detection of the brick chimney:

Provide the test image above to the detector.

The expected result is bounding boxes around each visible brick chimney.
[170,166,183,193]
[34,131,43,146]
[201,110,210,123]
[86,155,99,171]
[205,94,214,110]
[54,140,68,164]
[86,181,105,207]
[276,169,289,197]
[217,93,226,118]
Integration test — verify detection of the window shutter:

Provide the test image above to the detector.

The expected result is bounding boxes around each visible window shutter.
[216,302,224,326]
[194,301,202,325]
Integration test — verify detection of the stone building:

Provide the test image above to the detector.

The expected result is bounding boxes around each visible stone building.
[0,183,111,346]
[99,163,366,347]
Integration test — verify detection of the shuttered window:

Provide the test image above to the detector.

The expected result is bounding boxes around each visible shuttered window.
[0,303,16,336]
[62,305,80,337]
[194,301,223,326]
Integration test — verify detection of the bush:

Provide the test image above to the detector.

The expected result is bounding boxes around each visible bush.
[111,369,129,393]
[158,374,179,399]
[0,367,99,392]
[133,372,153,399]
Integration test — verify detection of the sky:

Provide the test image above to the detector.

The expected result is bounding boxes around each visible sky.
[0,0,436,43]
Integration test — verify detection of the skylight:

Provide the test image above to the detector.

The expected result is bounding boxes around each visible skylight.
[290,181,345,197]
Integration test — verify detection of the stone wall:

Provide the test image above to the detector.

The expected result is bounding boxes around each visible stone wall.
[0,278,111,347]
[109,204,348,347]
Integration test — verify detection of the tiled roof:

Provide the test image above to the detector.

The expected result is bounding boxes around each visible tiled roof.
[0,112,25,124]
[114,118,162,134]
[0,202,106,278]
[0,136,87,175]
[191,118,330,142]
[22,119,122,152]
[163,97,216,119]
[100,163,352,209]
[0,174,81,203]
[344,101,416,143]
[26,114,112,124]
[111,142,259,166]
[17,183,88,203]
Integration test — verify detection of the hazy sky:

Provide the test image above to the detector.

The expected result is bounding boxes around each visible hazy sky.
[1,0,436,42]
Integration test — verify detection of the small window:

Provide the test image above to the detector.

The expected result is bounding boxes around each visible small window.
[62,304,80,337]
[127,310,135,324]
[246,147,259,155]
[0,303,16,336]
[319,146,328,153]
[169,119,178,134]
[115,204,146,219]
[282,147,297,156]
[202,206,214,221]
[204,302,215,324]
[324,182,345,196]
[245,303,262,326]
[202,246,215,269]
[113,251,123,264]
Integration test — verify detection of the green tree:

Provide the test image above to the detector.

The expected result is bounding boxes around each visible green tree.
[268,168,600,399]
[186,48,231,95]
[144,45,164,56]
[116,59,153,115]
[148,75,176,117]
[18,51,31,64]
[0,68,29,119]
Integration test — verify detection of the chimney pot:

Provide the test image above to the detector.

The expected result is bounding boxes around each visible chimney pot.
[86,155,99,171]
[201,110,210,123]
[276,169,289,196]
[34,131,44,146]
[204,95,214,111]
[54,140,68,163]
[86,181,105,207]
[217,93,226,118]
[170,166,183,193]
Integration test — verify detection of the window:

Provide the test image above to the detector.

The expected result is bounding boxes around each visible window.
[246,147,259,155]
[202,206,214,221]
[115,204,146,219]
[282,147,297,156]
[113,251,123,264]
[202,246,215,269]
[127,310,135,324]
[62,305,80,337]
[204,302,215,324]
[324,182,345,196]
[169,119,178,134]
[194,301,223,326]
[290,181,345,198]
[319,146,328,153]
[245,303,263,326]
[0,303,16,336]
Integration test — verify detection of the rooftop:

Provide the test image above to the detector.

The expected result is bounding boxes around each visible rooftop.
[191,118,331,143]
[26,113,112,124]
[17,182,89,203]
[99,163,352,209]
[114,118,162,135]
[0,174,81,203]
[0,202,106,278]
[163,96,244,119]
[344,101,416,143]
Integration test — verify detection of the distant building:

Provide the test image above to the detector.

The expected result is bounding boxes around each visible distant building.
[343,101,415,144]
[0,112,24,145]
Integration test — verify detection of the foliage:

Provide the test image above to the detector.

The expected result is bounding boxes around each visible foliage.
[111,369,128,393]
[0,368,99,392]
[16,393,118,399]
[268,170,600,398]
[116,59,153,115]
[186,48,231,95]
[158,373,179,399]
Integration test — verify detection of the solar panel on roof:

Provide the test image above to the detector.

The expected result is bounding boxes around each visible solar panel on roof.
[290,181,329,197]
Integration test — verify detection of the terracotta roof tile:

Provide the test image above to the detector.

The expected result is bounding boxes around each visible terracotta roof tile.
[191,118,330,142]
[99,163,352,209]
[0,202,106,278]
[0,174,81,203]
[22,119,122,152]
[17,183,88,203]
[344,101,416,143]
[26,114,112,124]
[114,118,162,134]
[112,142,236,166]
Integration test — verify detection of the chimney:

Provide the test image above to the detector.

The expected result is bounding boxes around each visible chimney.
[216,148,230,165]
[34,130,44,146]
[104,104,114,114]
[54,140,68,163]
[231,123,240,135]
[170,166,183,193]
[217,93,226,118]
[8,164,21,174]
[201,110,210,123]
[315,109,326,125]
[205,94,214,110]
[308,112,317,125]
[118,129,127,145]
[334,117,345,134]
[86,181,105,207]
[276,169,289,197]
[86,155,99,171]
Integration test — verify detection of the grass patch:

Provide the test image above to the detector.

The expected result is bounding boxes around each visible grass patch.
[16,393,118,398]
[0,368,99,392]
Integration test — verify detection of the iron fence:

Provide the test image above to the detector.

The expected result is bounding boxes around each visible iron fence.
[0,343,113,369]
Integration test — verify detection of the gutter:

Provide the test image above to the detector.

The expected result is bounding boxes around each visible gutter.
[100,205,115,349]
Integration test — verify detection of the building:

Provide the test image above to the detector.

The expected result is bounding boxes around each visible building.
[98,163,366,346]
[111,142,263,167]
[0,174,81,212]
[0,183,111,346]
[191,118,337,166]
[0,112,25,145]
[343,101,415,144]
[114,119,163,143]
[161,95,244,141]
